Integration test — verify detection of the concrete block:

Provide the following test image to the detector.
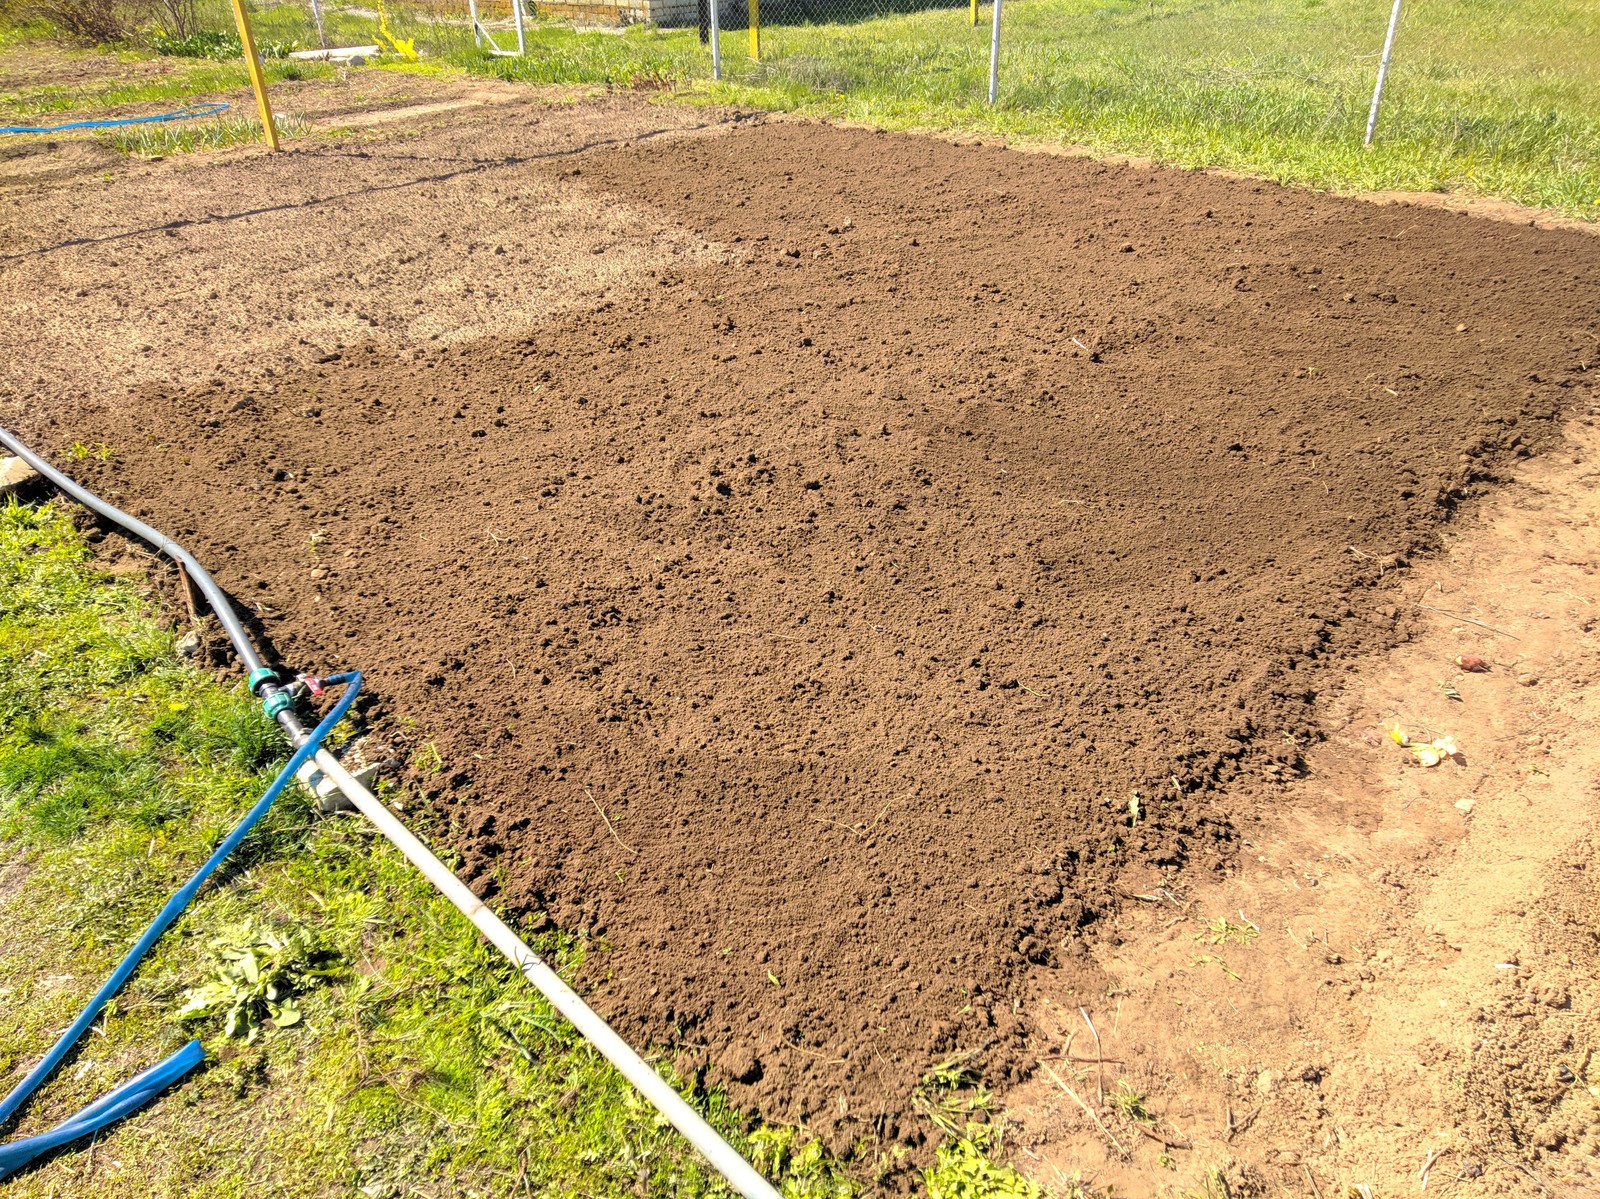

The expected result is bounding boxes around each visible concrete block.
[0,456,41,498]
[297,755,380,815]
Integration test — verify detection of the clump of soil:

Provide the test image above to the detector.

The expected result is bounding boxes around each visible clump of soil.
[20,121,1597,1154]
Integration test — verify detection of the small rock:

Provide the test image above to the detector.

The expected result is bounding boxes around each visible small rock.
[1517,675,1540,688]
[1254,1069,1281,1096]
[1119,242,1135,253]
[0,456,41,498]
[1460,1158,1484,1179]
[1456,323,1468,332]
[175,630,204,659]
[1455,798,1476,815]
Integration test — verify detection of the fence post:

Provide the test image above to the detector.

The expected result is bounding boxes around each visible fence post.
[308,0,327,48]
[749,0,760,61]
[228,0,280,150]
[987,0,1002,105]
[970,0,977,28]
[710,0,722,79]
[512,0,526,56]
[1364,0,1403,146]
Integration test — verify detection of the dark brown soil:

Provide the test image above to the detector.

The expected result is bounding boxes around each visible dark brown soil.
[11,117,1599,1154]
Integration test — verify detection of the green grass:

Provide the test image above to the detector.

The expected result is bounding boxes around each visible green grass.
[0,58,331,118]
[0,501,1044,1195]
[98,112,309,154]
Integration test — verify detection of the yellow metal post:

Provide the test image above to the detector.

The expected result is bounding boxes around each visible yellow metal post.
[228,0,280,151]
[970,0,977,25]
[748,0,760,61]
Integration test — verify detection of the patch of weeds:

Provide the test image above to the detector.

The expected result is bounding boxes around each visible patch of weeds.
[150,29,294,59]
[748,1125,856,1196]
[0,17,56,52]
[1109,1080,1152,1123]
[1190,953,1242,981]
[412,739,444,775]
[924,1124,1042,1199]
[1197,915,1260,946]
[176,920,339,1041]
[914,1051,993,1138]
[1,59,330,117]
[68,439,113,461]
[99,113,311,156]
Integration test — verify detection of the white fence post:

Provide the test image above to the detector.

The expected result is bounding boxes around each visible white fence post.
[987,0,1003,105]
[710,0,722,79]
[1364,0,1403,145]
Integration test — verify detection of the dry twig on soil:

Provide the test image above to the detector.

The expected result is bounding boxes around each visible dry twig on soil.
[1039,1061,1126,1157]
[584,785,637,856]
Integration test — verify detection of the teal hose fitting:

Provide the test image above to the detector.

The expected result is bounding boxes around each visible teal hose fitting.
[262,689,297,720]
[247,666,279,694]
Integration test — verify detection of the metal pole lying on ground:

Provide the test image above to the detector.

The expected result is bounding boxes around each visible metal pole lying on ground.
[228,0,280,150]
[748,0,760,62]
[987,0,1002,105]
[710,0,722,80]
[1364,0,1403,146]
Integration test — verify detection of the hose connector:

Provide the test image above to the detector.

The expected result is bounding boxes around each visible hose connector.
[262,689,297,721]
[247,666,279,695]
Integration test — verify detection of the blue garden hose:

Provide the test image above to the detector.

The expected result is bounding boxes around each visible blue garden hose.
[0,671,362,1181]
[0,102,230,136]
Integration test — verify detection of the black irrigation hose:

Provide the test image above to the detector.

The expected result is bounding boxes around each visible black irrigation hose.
[0,424,310,739]
[1,425,264,675]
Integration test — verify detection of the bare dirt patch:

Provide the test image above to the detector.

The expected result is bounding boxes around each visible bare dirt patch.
[1009,411,1600,1196]
[3,65,1598,1178]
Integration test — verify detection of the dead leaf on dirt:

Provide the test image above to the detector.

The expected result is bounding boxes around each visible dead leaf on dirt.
[1380,721,1461,767]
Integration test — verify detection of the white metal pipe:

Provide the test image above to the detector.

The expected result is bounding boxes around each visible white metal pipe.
[308,748,779,1199]
[709,0,721,81]
[1364,0,1403,146]
[987,0,1003,106]
[468,0,482,47]
[511,0,525,58]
